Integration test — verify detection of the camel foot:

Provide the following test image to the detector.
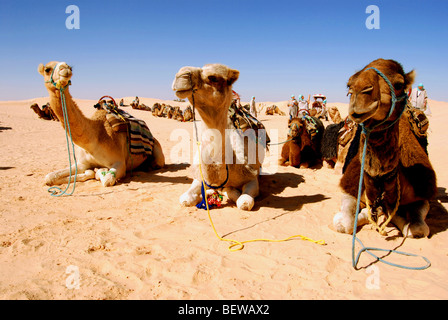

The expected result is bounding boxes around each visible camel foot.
[179,192,201,207]
[236,194,255,211]
[403,221,430,239]
[333,208,369,234]
[95,168,117,187]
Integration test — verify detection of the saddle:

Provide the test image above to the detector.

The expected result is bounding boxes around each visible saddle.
[405,103,429,138]
[94,96,155,156]
[228,101,270,146]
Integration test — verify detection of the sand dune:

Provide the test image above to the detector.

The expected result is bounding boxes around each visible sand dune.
[0,97,447,300]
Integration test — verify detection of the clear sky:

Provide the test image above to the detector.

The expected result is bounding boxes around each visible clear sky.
[0,0,447,103]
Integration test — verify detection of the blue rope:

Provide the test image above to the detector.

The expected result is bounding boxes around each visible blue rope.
[351,67,430,270]
[47,66,78,197]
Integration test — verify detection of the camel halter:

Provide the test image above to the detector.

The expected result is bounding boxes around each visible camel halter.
[351,67,430,270]
[46,62,78,197]
[186,74,325,251]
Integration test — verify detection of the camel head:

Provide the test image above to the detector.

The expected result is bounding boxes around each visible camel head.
[38,61,73,92]
[172,64,239,117]
[347,59,415,127]
[288,118,306,139]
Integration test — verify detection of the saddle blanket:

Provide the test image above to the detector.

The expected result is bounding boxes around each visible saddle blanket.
[106,109,154,156]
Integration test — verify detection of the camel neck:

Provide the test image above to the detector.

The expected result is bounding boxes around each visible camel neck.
[49,88,97,150]
[362,122,400,177]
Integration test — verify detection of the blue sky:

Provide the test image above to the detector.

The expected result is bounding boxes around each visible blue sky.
[0,0,447,102]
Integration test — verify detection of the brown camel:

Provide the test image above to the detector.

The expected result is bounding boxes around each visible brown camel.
[183,105,193,121]
[279,117,324,168]
[30,103,58,121]
[333,58,437,238]
[172,63,267,211]
[38,61,165,187]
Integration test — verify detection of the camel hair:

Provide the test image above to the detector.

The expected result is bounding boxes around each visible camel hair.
[172,63,265,211]
[38,61,165,187]
[333,58,437,238]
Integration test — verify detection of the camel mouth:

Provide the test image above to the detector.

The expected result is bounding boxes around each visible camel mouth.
[174,88,192,99]
[349,100,378,123]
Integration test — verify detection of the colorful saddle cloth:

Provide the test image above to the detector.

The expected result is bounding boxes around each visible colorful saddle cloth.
[228,101,270,146]
[95,97,154,156]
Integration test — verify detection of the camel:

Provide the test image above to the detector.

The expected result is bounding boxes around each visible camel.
[38,61,165,187]
[279,117,324,168]
[30,102,58,121]
[327,106,343,124]
[172,63,267,211]
[321,117,357,173]
[265,105,285,116]
[183,105,193,121]
[333,58,437,238]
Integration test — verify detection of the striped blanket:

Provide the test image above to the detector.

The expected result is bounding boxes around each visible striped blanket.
[105,109,154,156]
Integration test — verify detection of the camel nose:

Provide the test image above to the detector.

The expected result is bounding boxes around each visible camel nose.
[172,67,198,92]
[57,62,71,78]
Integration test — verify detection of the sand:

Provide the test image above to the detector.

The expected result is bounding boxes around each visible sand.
[0,96,447,300]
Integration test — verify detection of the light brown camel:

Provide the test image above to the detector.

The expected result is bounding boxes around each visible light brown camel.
[38,61,165,187]
[334,58,437,238]
[172,63,266,211]
[327,106,343,124]
[265,105,285,116]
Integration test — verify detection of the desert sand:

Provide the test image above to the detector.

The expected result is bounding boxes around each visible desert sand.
[0,96,447,300]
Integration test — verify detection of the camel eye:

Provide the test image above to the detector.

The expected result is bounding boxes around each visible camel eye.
[394,82,404,91]
[45,67,52,73]
[361,86,374,94]
[208,76,218,83]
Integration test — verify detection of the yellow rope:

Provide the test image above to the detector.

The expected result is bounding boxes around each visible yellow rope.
[195,141,326,251]
[366,176,401,236]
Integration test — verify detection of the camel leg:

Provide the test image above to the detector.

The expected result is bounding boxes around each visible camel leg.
[236,179,259,211]
[333,193,369,234]
[392,201,430,238]
[45,163,93,186]
[179,179,203,207]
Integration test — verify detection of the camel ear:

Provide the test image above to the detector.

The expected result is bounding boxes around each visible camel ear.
[38,63,45,75]
[405,70,416,91]
[227,69,239,86]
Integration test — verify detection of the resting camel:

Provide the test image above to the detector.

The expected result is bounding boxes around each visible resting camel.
[265,105,285,116]
[38,61,165,187]
[333,59,437,238]
[30,102,58,121]
[172,63,266,211]
[183,105,193,121]
[279,117,324,168]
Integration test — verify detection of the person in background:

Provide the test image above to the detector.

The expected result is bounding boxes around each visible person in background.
[250,96,257,118]
[288,94,298,120]
[410,83,430,115]
[298,94,310,117]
